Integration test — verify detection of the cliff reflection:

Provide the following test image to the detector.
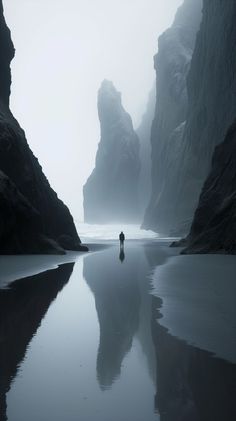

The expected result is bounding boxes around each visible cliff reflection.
[83,242,236,419]
[83,248,141,389]
[151,294,236,421]
[0,263,74,421]
[144,242,236,421]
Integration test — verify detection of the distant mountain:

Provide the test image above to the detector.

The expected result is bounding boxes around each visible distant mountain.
[0,1,86,253]
[83,80,140,223]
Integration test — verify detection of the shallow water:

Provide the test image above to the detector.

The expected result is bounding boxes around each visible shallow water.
[1,241,236,421]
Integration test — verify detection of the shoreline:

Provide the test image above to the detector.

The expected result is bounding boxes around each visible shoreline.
[0,242,114,288]
[1,238,236,367]
[0,239,172,288]
[151,253,236,364]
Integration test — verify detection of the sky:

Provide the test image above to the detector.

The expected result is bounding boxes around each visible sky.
[3,0,183,221]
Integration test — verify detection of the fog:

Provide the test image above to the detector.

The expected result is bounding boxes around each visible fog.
[3,0,182,220]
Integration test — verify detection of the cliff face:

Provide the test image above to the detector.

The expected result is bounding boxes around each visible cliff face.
[0,1,84,253]
[172,0,236,235]
[145,0,236,236]
[0,171,64,254]
[137,86,155,218]
[83,80,140,223]
[0,1,14,106]
[143,0,202,234]
[182,120,236,254]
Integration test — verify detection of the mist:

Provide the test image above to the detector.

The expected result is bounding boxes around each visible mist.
[1,1,236,419]
[3,0,182,220]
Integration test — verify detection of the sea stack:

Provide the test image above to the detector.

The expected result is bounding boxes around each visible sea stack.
[0,0,85,254]
[83,80,140,224]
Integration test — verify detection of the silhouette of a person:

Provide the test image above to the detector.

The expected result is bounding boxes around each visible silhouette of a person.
[119,231,125,249]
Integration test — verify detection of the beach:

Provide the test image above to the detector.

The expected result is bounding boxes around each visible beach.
[1,228,236,420]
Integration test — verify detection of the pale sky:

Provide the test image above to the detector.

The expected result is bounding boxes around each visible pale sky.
[3,0,182,220]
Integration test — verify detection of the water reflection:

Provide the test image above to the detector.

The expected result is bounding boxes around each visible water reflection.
[83,248,140,389]
[0,263,74,421]
[151,294,236,421]
[84,243,236,420]
[2,244,236,421]
[144,244,236,421]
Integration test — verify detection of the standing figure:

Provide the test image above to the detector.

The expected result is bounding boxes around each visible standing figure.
[119,231,125,249]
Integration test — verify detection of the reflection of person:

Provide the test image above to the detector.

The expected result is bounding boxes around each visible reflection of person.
[119,231,125,249]
[119,249,125,263]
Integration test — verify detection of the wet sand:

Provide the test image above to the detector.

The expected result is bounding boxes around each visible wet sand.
[0,244,108,289]
[1,239,236,420]
[1,238,235,365]
[151,251,236,364]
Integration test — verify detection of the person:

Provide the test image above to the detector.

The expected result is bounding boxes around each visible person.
[119,231,125,249]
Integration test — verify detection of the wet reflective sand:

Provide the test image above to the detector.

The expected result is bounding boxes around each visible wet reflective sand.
[1,242,236,421]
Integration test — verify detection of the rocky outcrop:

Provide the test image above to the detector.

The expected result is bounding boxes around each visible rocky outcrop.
[137,86,155,218]
[0,171,64,254]
[143,0,202,234]
[83,80,140,223]
[0,1,86,253]
[182,120,236,254]
[0,1,14,106]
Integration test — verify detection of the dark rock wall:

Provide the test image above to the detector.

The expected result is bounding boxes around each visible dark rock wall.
[0,1,83,253]
[143,0,202,234]
[0,1,14,106]
[83,80,140,223]
[0,108,81,251]
[183,120,236,254]
[0,170,64,254]
[172,0,236,235]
